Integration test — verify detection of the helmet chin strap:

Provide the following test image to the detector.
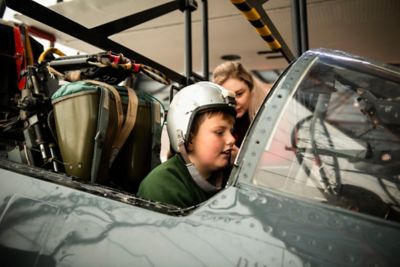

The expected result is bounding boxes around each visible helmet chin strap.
[177,130,220,193]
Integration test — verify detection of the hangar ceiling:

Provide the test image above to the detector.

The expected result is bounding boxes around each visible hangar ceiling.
[8,0,400,75]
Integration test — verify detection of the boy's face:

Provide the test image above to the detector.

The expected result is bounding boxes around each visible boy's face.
[188,113,235,178]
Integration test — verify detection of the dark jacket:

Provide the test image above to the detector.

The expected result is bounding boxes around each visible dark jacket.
[137,154,215,208]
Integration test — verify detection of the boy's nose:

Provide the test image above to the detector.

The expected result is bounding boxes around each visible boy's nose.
[226,132,235,146]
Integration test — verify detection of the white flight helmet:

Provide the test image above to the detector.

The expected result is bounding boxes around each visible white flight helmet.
[167,81,236,153]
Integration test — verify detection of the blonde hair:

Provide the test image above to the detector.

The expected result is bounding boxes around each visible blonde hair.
[212,61,254,91]
[213,61,270,121]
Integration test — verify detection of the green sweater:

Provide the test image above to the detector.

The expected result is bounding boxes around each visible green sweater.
[137,154,215,208]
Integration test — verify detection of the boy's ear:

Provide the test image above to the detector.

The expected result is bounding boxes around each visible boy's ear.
[187,135,194,151]
[187,141,194,152]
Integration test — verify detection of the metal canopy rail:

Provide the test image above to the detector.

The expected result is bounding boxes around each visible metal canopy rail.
[5,0,209,86]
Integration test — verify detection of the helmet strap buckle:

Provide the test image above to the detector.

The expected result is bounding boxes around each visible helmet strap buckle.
[177,129,190,163]
[177,129,220,193]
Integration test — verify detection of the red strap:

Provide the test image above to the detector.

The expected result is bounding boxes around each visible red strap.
[108,53,120,64]
[133,63,141,73]
[13,26,26,90]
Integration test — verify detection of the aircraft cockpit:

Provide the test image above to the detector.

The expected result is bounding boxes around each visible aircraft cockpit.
[245,49,400,221]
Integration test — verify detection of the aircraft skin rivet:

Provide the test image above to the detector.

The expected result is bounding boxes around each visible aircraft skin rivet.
[259,197,267,204]
[248,194,257,202]
[381,153,391,161]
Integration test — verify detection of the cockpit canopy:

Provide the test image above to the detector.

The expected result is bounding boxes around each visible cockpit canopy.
[245,49,400,222]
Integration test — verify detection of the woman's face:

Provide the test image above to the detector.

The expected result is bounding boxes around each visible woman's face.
[188,113,235,178]
[221,78,251,118]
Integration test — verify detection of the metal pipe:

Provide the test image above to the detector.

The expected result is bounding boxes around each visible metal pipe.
[291,0,309,56]
[299,0,309,53]
[291,0,301,57]
[184,6,193,85]
[0,0,6,18]
[49,143,60,172]
[202,0,209,80]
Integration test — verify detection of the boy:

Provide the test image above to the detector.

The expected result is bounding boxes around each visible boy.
[137,82,236,208]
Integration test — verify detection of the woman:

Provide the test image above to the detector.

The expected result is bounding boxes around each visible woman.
[213,61,271,147]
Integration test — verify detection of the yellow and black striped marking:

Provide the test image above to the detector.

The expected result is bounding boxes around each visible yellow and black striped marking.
[231,0,282,51]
